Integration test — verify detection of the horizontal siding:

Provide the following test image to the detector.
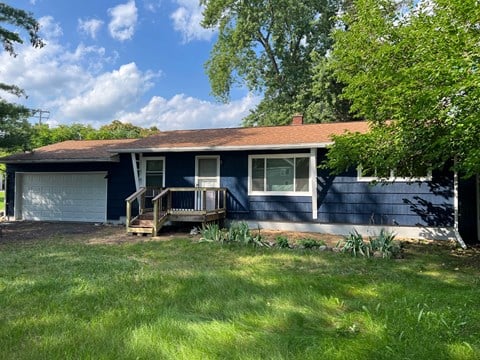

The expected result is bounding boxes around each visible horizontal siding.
[316,149,454,227]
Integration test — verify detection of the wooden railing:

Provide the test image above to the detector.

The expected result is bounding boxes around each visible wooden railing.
[125,187,146,227]
[126,187,227,235]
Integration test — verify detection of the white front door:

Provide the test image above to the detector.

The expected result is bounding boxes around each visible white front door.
[195,156,220,210]
[140,157,165,206]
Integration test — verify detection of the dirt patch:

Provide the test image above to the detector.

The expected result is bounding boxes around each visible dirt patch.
[0,221,106,244]
[253,229,343,247]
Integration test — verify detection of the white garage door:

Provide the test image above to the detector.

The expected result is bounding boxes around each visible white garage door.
[19,172,107,222]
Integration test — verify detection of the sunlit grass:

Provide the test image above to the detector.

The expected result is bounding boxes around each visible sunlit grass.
[0,236,479,359]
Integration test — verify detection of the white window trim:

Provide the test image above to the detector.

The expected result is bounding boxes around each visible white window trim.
[140,156,166,188]
[356,166,432,182]
[248,153,311,196]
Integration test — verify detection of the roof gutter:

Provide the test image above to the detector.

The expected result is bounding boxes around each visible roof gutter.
[1,157,120,164]
[111,142,333,153]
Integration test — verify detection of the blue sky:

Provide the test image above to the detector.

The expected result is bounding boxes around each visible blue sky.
[2,0,259,130]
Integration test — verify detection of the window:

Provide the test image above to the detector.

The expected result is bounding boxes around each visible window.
[143,157,165,188]
[357,166,432,182]
[249,154,310,195]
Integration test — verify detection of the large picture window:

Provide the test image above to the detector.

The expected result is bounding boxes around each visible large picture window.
[249,154,310,195]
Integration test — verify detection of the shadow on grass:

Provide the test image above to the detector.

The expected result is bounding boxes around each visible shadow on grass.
[0,239,479,359]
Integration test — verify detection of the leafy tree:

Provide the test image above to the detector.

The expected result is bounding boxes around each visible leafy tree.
[30,121,160,148]
[30,123,97,148]
[94,120,159,139]
[201,0,353,126]
[0,3,44,150]
[326,0,480,178]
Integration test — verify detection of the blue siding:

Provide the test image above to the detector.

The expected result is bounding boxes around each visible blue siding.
[316,149,454,227]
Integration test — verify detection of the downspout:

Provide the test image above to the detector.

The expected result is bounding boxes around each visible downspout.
[453,169,467,249]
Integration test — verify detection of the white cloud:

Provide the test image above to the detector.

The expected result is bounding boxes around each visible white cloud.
[39,16,63,40]
[108,0,138,41]
[78,18,104,39]
[118,93,259,130]
[0,16,156,125]
[0,12,252,131]
[56,62,158,122]
[171,0,216,43]
[144,0,162,13]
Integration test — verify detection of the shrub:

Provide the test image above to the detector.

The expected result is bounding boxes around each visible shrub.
[199,223,226,243]
[228,221,252,244]
[337,230,370,257]
[369,229,400,258]
[226,222,269,247]
[298,238,325,249]
[275,235,290,248]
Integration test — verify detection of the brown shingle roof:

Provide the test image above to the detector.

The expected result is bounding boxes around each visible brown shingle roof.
[0,139,138,163]
[117,121,370,152]
[1,122,369,163]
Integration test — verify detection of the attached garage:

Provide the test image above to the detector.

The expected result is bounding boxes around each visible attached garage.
[15,172,107,222]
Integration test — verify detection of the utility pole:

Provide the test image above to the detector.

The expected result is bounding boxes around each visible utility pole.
[30,109,50,124]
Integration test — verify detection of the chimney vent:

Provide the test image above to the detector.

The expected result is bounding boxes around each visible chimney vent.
[291,113,303,125]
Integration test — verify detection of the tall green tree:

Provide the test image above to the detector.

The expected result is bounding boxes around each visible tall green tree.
[201,0,352,126]
[326,0,480,178]
[0,2,44,150]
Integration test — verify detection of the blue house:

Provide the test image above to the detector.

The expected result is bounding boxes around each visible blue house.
[2,118,478,244]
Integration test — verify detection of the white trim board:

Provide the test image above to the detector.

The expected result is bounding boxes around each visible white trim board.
[237,220,457,241]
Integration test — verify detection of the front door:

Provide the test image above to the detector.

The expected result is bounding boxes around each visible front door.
[141,157,165,207]
[195,156,220,210]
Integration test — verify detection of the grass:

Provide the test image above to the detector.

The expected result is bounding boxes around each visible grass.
[0,190,4,212]
[0,233,479,359]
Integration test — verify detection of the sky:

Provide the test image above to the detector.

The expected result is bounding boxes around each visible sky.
[1,0,260,130]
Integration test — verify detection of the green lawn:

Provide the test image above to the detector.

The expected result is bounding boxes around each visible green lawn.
[0,232,479,359]
[0,190,4,212]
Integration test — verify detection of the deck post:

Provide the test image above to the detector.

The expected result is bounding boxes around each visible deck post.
[126,201,131,228]
[153,199,159,236]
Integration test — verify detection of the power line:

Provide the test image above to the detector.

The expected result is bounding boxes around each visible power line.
[30,109,50,124]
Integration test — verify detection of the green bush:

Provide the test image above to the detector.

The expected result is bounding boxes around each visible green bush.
[199,223,226,243]
[337,230,370,257]
[338,229,401,258]
[369,229,400,258]
[275,236,290,248]
[298,238,325,249]
[201,222,268,247]
[228,221,252,244]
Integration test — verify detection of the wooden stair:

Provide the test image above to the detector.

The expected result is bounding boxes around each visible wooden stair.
[128,211,168,235]
[126,187,227,236]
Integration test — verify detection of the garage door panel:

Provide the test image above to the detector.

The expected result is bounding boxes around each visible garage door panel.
[20,173,107,222]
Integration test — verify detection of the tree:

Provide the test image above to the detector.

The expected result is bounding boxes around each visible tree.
[30,121,160,148]
[326,0,480,178]
[0,3,44,150]
[94,120,159,139]
[201,0,353,126]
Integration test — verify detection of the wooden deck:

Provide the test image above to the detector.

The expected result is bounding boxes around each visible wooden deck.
[126,187,227,236]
